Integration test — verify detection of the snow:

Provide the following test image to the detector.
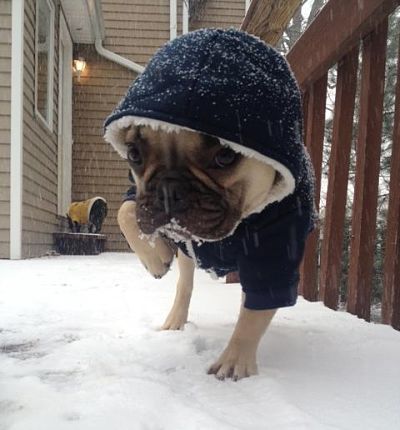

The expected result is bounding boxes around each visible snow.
[1,253,399,430]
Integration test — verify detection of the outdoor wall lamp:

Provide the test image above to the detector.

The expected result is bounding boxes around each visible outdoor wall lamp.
[73,57,86,81]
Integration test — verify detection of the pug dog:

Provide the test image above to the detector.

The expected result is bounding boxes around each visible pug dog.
[117,125,277,379]
[104,29,315,381]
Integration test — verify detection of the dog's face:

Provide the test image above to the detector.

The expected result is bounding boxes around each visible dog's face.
[123,126,276,241]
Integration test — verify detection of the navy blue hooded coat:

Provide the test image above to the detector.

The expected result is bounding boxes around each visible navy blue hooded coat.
[104,28,316,310]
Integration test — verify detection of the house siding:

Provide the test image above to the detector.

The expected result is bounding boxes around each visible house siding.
[190,0,246,30]
[71,44,135,252]
[21,0,60,257]
[0,0,11,258]
[101,0,246,66]
[72,0,246,252]
[72,0,172,252]
[101,0,170,66]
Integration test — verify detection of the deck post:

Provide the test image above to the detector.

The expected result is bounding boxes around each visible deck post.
[347,20,388,321]
[382,33,400,329]
[319,48,358,309]
[299,73,327,301]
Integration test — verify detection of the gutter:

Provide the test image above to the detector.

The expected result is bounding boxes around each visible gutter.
[85,0,144,74]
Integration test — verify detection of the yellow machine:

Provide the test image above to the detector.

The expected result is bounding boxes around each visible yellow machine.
[67,197,107,233]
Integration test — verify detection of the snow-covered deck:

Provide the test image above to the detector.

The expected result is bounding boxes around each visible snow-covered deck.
[1,253,399,429]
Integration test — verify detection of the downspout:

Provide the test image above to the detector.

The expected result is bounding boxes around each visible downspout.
[170,0,177,40]
[86,0,144,74]
[182,0,189,34]
[10,0,25,259]
[171,1,188,39]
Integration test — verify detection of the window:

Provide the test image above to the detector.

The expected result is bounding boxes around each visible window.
[35,0,54,129]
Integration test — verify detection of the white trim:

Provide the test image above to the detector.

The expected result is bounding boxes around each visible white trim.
[10,0,25,259]
[182,0,189,34]
[34,0,55,131]
[170,0,177,40]
[245,0,252,13]
[104,115,296,209]
[58,11,73,215]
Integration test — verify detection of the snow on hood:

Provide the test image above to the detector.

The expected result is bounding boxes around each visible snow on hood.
[104,28,313,208]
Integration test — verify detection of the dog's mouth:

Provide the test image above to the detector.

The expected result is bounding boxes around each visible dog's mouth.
[155,219,194,242]
[134,168,243,241]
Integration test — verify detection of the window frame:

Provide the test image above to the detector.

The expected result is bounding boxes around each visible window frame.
[34,0,55,131]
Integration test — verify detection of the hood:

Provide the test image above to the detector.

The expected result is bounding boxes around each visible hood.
[104,28,311,208]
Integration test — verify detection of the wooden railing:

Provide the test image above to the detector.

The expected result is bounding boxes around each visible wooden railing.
[287,0,400,330]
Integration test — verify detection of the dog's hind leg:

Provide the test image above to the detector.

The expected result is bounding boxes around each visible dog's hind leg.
[161,249,195,330]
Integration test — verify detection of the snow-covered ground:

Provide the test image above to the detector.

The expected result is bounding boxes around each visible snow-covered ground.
[1,253,399,430]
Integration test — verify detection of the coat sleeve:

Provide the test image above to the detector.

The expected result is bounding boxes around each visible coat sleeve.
[237,206,312,310]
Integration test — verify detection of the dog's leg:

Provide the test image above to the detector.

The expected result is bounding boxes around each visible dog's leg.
[161,249,195,330]
[208,294,277,380]
[118,201,174,278]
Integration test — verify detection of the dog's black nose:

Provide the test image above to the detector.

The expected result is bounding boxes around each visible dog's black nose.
[156,172,189,215]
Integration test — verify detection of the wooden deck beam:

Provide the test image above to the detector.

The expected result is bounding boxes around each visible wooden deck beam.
[382,33,400,329]
[347,20,388,321]
[300,73,327,301]
[319,48,358,309]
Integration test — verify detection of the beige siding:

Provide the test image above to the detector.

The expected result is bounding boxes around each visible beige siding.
[101,0,245,67]
[0,0,11,258]
[190,0,245,30]
[101,0,170,66]
[21,0,60,257]
[71,44,135,251]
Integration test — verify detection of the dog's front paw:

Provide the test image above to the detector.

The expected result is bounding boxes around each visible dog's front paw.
[160,305,188,330]
[138,236,174,279]
[208,340,258,381]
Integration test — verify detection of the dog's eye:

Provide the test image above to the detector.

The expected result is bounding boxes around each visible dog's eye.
[213,147,238,168]
[127,144,142,165]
